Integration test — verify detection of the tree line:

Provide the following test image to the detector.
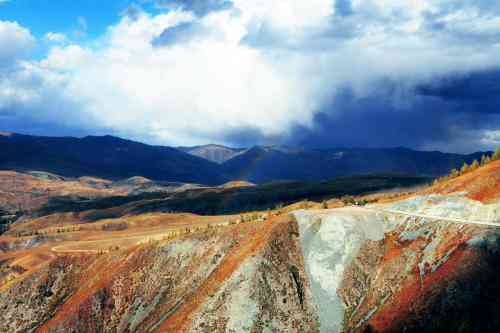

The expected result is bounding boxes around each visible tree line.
[434,148,500,185]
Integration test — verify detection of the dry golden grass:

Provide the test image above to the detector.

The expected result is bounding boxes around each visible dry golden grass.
[0,210,245,292]
[0,171,125,211]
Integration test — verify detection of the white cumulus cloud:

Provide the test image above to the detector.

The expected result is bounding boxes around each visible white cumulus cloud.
[0,21,35,67]
[1,1,500,150]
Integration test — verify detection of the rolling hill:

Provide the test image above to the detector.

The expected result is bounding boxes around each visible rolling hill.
[0,132,489,185]
[0,133,225,185]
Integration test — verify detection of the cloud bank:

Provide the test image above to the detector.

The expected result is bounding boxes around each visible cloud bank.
[0,0,499,152]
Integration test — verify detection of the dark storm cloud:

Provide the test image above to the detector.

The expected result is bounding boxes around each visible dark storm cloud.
[218,127,283,148]
[234,1,500,152]
[283,71,500,152]
[286,88,448,149]
[417,70,500,113]
[0,114,95,138]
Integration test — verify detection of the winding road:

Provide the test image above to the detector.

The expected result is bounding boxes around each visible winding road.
[362,206,500,227]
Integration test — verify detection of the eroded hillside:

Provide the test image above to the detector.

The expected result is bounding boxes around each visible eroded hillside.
[0,160,497,332]
[294,159,500,332]
[0,211,318,332]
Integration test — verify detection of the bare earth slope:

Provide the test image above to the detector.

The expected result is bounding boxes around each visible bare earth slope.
[0,213,318,332]
[0,171,125,212]
[424,158,500,202]
[294,159,500,332]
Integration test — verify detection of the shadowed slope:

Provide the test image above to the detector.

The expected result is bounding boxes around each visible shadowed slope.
[0,134,225,185]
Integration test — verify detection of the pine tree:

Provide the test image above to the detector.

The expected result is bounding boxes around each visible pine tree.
[493,148,500,161]
[480,155,488,166]
[460,162,469,174]
[470,159,479,170]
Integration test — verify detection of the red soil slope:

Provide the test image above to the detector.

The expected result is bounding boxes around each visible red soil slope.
[426,159,500,203]
[340,160,500,332]
[0,212,318,332]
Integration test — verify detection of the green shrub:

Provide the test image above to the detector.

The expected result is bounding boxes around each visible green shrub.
[493,148,500,161]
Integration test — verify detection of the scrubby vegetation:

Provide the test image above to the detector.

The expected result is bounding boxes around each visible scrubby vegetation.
[341,195,370,206]
[494,147,500,160]
[434,148,499,185]
[118,174,431,216]
[30,173,430,218]
[0,210,22,235]
[102,222,128,231]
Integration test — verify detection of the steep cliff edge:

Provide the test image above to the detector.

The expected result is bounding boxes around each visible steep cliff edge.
[294,160,500,332]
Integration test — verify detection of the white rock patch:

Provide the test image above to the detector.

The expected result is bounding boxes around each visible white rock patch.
[293,208,388,333]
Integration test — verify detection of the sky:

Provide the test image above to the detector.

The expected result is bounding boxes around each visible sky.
[0,0,499,153]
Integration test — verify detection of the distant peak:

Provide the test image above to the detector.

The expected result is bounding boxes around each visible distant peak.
[182,144,246,164]
[82,134,130,143]
[84,134,119,139]
[190,144,238,150]
[0,131,14,137]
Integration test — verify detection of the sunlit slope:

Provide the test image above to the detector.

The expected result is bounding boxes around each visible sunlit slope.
[0,212,318,332]
[294,159,500,332]
[425,159,500,203]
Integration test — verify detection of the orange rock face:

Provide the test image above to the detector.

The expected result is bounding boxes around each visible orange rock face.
[336,161,500,333]
[0,215,319,332]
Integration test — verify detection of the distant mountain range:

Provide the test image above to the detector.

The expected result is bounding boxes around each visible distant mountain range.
[0,133,224,185]
[218,145,488,183]
[178,144,245,164]
[0,132,488,184]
